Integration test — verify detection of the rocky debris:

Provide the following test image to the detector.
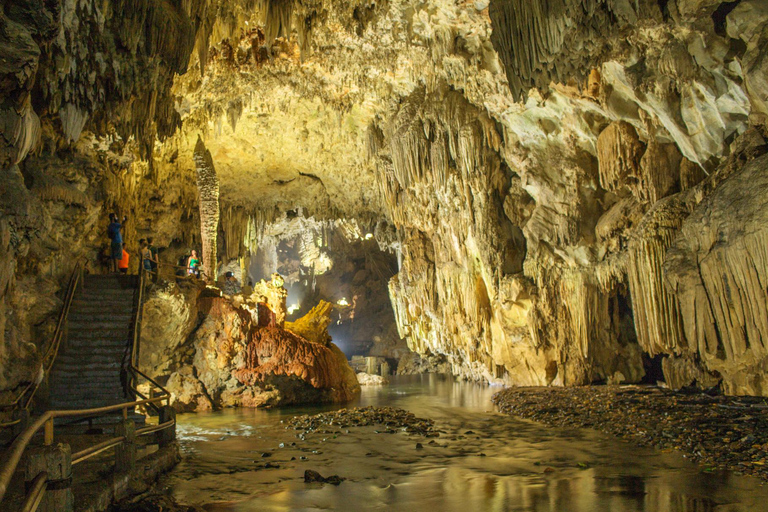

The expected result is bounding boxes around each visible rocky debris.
[397,352,452,376]
[288,406,436,437]
[493,386,768,480]
[356,372,389,386]
[112,494,204,512]
[303,469,344,485]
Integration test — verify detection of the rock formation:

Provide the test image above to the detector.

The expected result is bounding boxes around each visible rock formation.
[193,137,220,279]
[2,0,768,400]
[145,279,359,412]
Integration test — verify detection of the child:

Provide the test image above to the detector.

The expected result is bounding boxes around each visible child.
[118,243,130,274]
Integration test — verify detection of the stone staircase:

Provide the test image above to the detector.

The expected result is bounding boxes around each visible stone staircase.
[48,274,139,420]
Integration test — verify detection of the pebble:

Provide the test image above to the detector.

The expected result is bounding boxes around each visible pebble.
[287,406,437,437]
[304,469,344,485]
[493,386,768,481]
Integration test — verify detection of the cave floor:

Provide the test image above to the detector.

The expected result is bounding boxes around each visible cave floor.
[152,375,768,511]
[493,385,768,482]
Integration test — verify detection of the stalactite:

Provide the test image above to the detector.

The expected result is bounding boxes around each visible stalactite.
[193,136,221,279]
[666,154,768,395]
[597,121,646,193]
[488,0,644,101]
[627,200,688,357]
[633,141,682,204]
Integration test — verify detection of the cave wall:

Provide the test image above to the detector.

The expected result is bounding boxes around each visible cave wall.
[2,0,768,397]
[0,0,207,396]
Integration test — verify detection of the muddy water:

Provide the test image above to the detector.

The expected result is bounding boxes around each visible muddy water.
[160,375,768,511]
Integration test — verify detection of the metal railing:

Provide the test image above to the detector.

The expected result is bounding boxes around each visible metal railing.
[0,259,87,427]
[0,262,185,511]
[126,266,175,413]
[0,396,175,511]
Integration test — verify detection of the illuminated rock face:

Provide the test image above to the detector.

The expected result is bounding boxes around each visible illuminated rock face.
[1,0,768,398]
[193,137,221,279]
[158,289,359,411]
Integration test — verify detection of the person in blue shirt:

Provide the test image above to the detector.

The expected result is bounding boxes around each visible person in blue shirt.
[107,213,127,273]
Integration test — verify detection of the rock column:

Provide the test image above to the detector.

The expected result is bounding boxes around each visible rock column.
[193,136,220,280]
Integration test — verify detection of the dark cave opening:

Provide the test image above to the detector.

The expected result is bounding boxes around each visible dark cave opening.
[247,222,403,359]
[641,354,666,384]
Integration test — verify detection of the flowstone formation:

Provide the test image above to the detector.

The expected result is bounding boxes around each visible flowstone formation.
[2,0,768,399]
[143,277,359,412]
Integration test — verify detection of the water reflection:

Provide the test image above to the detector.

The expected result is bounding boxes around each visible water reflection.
[161,375,768,511]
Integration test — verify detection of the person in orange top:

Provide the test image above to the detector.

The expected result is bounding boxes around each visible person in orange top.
[118,243,130,274]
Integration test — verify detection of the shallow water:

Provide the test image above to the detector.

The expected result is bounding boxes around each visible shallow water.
[161,375,768,512]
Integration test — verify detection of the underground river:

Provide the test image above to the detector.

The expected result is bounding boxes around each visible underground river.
[158,375,768,511]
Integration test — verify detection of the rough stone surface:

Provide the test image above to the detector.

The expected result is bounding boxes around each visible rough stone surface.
[152,280,360,412]
[493,386,768,481]
[2,0,768,399]
[356,372,389,386]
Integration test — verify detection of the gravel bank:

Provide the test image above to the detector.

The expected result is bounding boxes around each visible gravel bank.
[493,385,768,481]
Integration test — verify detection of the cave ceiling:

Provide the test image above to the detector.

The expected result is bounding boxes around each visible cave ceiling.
[3,0,768,393]
[161,0,511,221]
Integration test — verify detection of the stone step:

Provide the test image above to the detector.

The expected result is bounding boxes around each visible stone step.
[83,275,138,288]
[65,329,131,339]
[50,400,133,412]
[50,391,131,401]
[74,291,134,304]
[67,322,133,333]
[68,313,133,323]
[48,384,125,397]
[70,302,135,312]
[57,350,125,360]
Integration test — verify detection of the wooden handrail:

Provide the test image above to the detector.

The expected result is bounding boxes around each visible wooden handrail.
[20,471,47,512]
[0,258,85,416]
[136,419,175,437]
[71,436,126,465]
[0,396,166,503]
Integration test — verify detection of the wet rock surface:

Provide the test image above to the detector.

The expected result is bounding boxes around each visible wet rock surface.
[493,385,768,481]
[161,377,768,510]
[303,469,344,485]
[287,406,436,436]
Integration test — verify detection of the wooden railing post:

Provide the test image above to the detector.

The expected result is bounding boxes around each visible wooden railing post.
[25,444,73,512]
[115,419,136,474]
[44,418,54,446]
[157,406,176,447]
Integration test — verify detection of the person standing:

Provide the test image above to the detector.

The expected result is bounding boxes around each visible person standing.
[141,240,153,272]
[147,237,159,281]
[118,243,130,274]
[107,213,127,273]
[147,237,159,272]
[187,250,200,278]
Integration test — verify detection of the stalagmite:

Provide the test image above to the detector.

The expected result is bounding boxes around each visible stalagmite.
[193,136,221,279]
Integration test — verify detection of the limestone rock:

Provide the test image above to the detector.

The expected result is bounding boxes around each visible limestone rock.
[397,352,451,376]
[140,280,203,378]
[665,154,768,395]
[166,367,214,414]
[285,300,332,346]
[233,326,360,404]
[356,372,389,386]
